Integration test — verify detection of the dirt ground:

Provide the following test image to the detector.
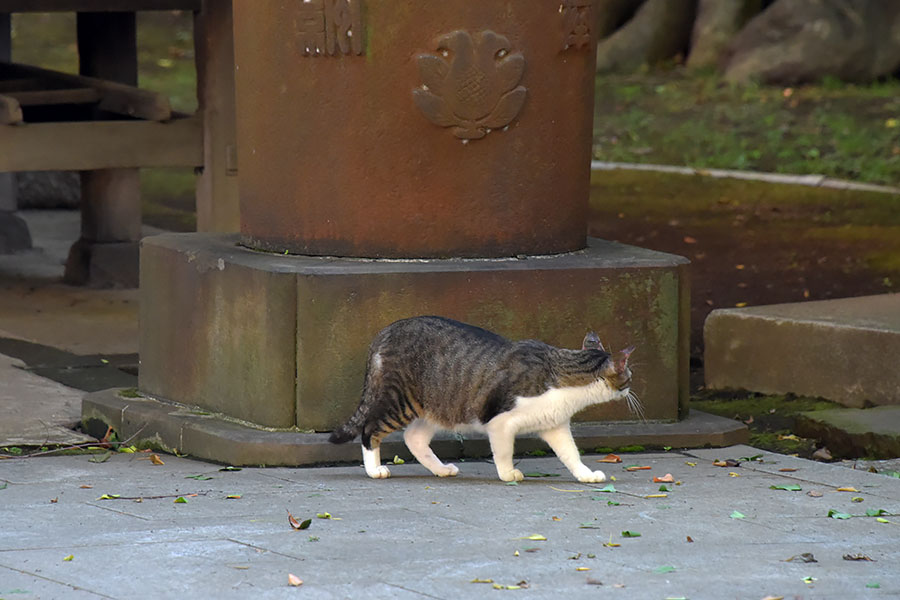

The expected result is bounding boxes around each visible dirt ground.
[588,170,900,374]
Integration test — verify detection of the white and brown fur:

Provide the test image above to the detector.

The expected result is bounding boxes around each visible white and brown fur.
[329,316,637,483]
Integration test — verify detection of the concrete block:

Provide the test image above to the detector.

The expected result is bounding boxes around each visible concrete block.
[138,233,690,433]
[705,294,900,407]
[138,235,298,428]
[796,405,900,459]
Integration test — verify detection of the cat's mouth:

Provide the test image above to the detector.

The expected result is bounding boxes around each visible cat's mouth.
[602,346,634,391]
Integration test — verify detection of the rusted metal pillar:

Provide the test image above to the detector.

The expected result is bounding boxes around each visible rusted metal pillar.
[234,1,596,258]
[64,11,141,286]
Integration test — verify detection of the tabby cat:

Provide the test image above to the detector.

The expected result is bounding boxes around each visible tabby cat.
[329,316,637,483]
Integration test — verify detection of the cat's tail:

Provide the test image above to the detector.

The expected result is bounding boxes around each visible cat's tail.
[328,415,362,445]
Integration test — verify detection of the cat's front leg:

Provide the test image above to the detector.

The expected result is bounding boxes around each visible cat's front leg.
[485,417,524,482]
[539,424,606,483]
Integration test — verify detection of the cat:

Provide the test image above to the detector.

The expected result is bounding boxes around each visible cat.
[329,316,638,483]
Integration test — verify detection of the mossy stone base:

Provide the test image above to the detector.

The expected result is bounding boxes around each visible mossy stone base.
[82,388,748,467]
[137,233,690,437]
[796,406,900,459]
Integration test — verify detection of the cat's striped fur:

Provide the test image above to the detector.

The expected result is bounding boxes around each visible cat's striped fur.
[329,316,636,482]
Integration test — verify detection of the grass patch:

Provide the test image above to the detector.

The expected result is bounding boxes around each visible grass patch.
[595,70,900,185]
[693,391,838,456]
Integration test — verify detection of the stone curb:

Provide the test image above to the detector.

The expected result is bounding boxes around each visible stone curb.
[82,388,748,467]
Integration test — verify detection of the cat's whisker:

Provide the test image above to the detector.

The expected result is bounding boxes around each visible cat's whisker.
[625,390,646,423]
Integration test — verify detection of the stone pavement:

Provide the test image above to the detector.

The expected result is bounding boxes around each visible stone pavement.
[2,445,898,599]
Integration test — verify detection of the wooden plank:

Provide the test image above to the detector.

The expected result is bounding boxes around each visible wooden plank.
[194,0,239,232]
[6,87,101,106]
[0,93,22,124]
[0,62,171,121]
[2,1,201,12]
[0,116,202,172]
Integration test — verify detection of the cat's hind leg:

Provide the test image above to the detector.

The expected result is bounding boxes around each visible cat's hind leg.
[362,444,391,479]
[403,419,459,477]
[539,424,606,483]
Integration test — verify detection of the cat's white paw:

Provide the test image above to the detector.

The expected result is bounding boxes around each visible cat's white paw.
[435,463,459,477]
[576,469,607,484]
[499,468,524,482]
[367,465,391,479]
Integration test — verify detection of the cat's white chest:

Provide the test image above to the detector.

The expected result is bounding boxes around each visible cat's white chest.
[508,379,616,434]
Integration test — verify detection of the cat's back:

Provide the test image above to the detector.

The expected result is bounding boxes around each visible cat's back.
[372,316,509,355]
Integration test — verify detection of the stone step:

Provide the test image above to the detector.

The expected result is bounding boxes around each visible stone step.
[704,293,900,408]
[796,405,900,459]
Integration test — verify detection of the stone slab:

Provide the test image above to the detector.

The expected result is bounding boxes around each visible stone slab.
[82,388,747,467]
[796,405,900,459]
[1,447,898,598]
[0,352,93,447]
[139,232,690,434]
[704,293,900,407]
[0,211,32,254]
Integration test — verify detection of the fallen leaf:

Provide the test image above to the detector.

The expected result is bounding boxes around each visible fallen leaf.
[876,517,890,523]
[802,576,816,584]
[579,523,602,529]
[551,516,561,521]
[836,487,859,493]
[621,530,641,538]
[596,454,622,463]
[225,494,242,499]
[149,454,165,465]
[686,536,693,543]
[174,496,188,504]
[728,472,741,478]
[653,474,674,483]
[770,484,802,491]
[89,452,112,463]
[392,455,405,465]
[685,462,696,467]
[653,565,676,574]
[683,236,697,244]
[63,554,74,562]
[523,548,540,553]
[513,550,519,557]
[658,485,670,492]
[735,302,748,308]
[778,468,797,472]
[812,447,832,461]
[586,578,604,585]
[761,596,784,600]
[287,573,303,587]
[843,554,873,561]
[645,494,668,499]
[866,582,881,589]
[594,484,617,493]
[316,512,332,519]
[96,494,120,500]
[712,459,740,468]
[568,553,582,560]
[743,415,754,425]
[50,497,58,503]
[219,466,242,471]
[471,578,494,584]
[827,509,851,520]
[524,472,560,478]
[865,508,887,517]
[730,510,746,519]
[523,534,547,541]
[575,567,590,571]
[807,490,823,497]
[625,465,651,471]
[777,434,800,441]
[851,496,864,503]
[613,583,626,588]
[785,553,817,563]
[79,484,93,489]
[185,474,213,480]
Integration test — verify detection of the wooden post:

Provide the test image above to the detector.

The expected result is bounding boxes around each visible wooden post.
[0,11,32,254]
[194,0,239,232]
[65,11,141,286]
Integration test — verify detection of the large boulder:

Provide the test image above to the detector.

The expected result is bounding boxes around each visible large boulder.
[723,0,900,84]
[687,0,762,70]
[16,171,80,209]
[596,0,697,73]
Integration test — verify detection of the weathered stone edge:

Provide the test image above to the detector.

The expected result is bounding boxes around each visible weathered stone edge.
[83,388,748,467]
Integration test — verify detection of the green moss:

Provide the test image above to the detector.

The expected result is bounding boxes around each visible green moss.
[118,387,142,399]
[616,444,646,453]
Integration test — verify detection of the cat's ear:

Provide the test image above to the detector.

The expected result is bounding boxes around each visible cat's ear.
[581,331,604,351]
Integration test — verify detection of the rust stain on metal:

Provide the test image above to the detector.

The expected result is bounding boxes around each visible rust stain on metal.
[561,0,593,51]
[233,1,597,258]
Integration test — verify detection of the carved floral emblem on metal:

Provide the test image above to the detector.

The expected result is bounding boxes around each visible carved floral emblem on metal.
[296,0,364,57]
[561,0,592,50]
[413,30,527,140]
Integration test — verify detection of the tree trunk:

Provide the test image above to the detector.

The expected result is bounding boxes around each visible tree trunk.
[723,0,900,84]
[596,0,698,73]
[686,0,762,70]
[595,0,645,40]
